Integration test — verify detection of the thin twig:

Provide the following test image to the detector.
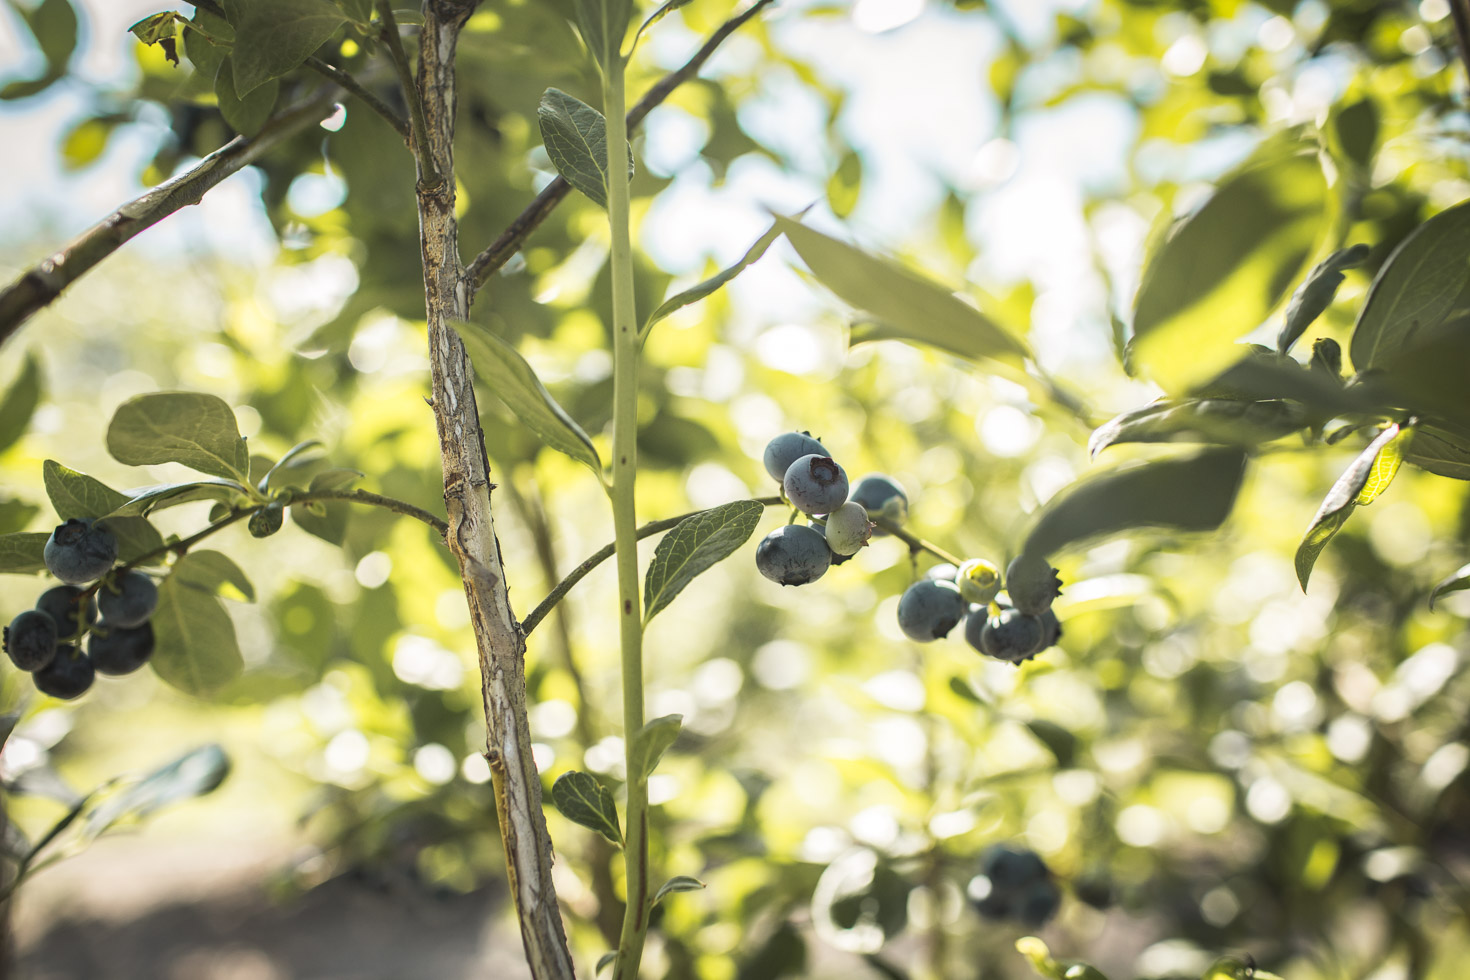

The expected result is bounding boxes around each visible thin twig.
[377,1,441,187]
[302,488,447,535]
[304,57,410,143]
[0,89,339,344]
[461,0,776,295]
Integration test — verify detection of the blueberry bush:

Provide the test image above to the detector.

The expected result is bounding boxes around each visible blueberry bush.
[2,0,1470,978]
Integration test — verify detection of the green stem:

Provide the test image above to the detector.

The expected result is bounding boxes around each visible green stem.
[376,1,440,187]
[603,60,652,980]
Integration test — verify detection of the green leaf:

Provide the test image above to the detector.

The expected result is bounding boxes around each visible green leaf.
[0,533,48,574]
[215,55,278,136]
[775,216,1028,367]
[1430,563,1470,610]
[1356,425,1410,505]
[82,744,230,840]
[652,875,705,907]
[1295,423,1401,590]
[947,675,982,704]
[630,714,682,783]
[1277,243,1369,354]
[1131,145,1329,392]
[257,440,322,491]
[537,88,631,211]
[1198,350,1376,418]
[1023,448,1248,559]
[43,460,129,520]
[1405,424,1470,480]
[151,567,245,695]
[106,392,250,482]
[290,500,348,544]
[108,480,248,517]
[170,549,255,601]
[182,7,232,79]
[826,149,862,219]
[225,0,346,96]
[307,467,362,491]
[550,770,622,845]
[1370,317,1470,427]
[101,516,165,564]
[1089,398,1305,458]
[3,0,77,92]
[643,500,764,623]
[128,11,180,65]
[449,320,603,478]
[596,952,616,975]
[1351,199,1470,371]
[0,353,41,454]
[0,498,39,534]
[1024,720,1077,768]
[573,0,631,69]
[643,221,783,341]
[334,0,372,23]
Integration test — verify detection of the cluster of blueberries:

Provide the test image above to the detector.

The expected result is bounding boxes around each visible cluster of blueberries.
[969,843,1062,928]
[2,519,158,700]
[754,431,1063,664]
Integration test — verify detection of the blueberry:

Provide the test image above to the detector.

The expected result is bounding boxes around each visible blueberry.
[1016,879,1062,928]
[4,610,58,672]
[35,586,96,640]
[97,571,158,629]
[1005,553,1062,616]
[44,518,118,585]
[783,455,849,515]
[249,503,284,538]
[971,888,1012,921]
[956,558,1001,605]
[896,579,967,642]
[1038,608,1062,650]
[849,474,908,532]
[980,844,1049,891]
[89,621,156,676]
[811,522,856,566]
[755,525,832,586]
[974,607,1045,663]
[33,644,94,700]
[823,502,874,556]
[762,431,828,483]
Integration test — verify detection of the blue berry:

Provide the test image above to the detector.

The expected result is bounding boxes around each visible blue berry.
[89,621,156,676]
[1017,879,1062,928]
[33,644,93,700]
[4,610,58,671]
[755,525,831,586]
[896,579,966,642]
[823,502,874,556]
[1005,553,1062,615]
[850,474,908,532]
[974,607,1045,663]
[980,844,1048,890]
[44,519,118,585]
[35,586,96,640]
[1038,608,1062,650]
[97,571,158,629]
[763,431,828,483]
[783,455,849,515]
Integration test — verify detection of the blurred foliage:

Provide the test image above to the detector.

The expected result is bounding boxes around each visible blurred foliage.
[2,0,1470,978]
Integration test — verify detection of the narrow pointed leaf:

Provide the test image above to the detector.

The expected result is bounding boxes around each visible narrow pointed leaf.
[170,549,255,601]
[1356,425,1411,505]
[1406,424,1470,481]
[776,216,1028,366]
[538,88,632,210]
[1089,398,1304,457]
[82,744,229,840]
[308,467,363,491]
[1295,423,1400,590]
[643,222,783,340]
[106,392,249,482]
[573,0,631,68]
[596,952,617,974]
[630,714,682,783]
[450,320,602,477]
[551,771,622,845]
[258,439,323,492]
[644,500,764,623]
[43,460,129,520]
[0,353,42,454]
[1023,448,1248,559]
[652,875,706,907]
[1277,243,1369,354]
[151,564,245,696]
[108,480,248,517]
[0,533,48,574]
[1430,563,1470,610]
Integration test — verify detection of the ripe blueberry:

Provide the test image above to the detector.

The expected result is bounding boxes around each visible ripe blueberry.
[1017,879,1062,928]
[974,607,1045,663]
[97,570,158,629]
[755,525,832,586]
[849,474,908,532]
[896,579,967,642]
[33,644,94,700]
[823,501,874,556]
[4,610,58,672]
[44,518,118,585]
[1038,608,1062,650]
[783,455,849,515]
[956,558,1001,605]
[249,503,284,538]
[762,431,828,483]
[35,586,96,640]
[89,622,156,676]
[980,844,1048,891]
[1005,553,1062,616]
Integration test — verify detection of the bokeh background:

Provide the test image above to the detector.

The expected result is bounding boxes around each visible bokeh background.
[2,0,1470,977]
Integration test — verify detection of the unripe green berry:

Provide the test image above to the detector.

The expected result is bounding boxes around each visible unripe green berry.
[250,503,284,538]
[823,502,874,556]
[956,559,1001,605]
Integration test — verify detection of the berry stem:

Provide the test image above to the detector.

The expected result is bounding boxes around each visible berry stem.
[874,517,963,567]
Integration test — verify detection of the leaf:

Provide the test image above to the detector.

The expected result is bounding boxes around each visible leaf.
[643,221,783,340]
[1430,563,1470,610]
[1131,146,1329,392]
[537,88,631,210]
[101,516,165,564]
[1089,398,1305,458]
[643,500,764,623]
[596,952,616,975]
[43,460,129,520]
[1277,243,1369,354]
[1023,448,1248,559]
[1356,425,1411,505]
[449,320,603,478]
[290,500,348,544]
[308,467,362,491]
[572,0,632,69]
[106,392,249,482]
[1024,720,1077,768]
[826,149,862,218]
[0,498,38,534]
[128,11,179,64]
[550,771,622,845]
[226,0,347,96]
[257,439,323,491]
[1369,317,1470,426]
[630,714,682,783]
[0,532,48,574]
[776,216,1028,367]
[1,0,77,99]
[151,569,245,696]
[108,480,247,517]
[170,549,255,601]
[652,875,705,907]
[0,353,41,454]
[948,676,982,704]
[1351,199,1470,370]
[215,55,278,136]
[1199,351,1377,418]
[1295,424,1401,590]
[1406,424,1470,481]
[182,7,231,79]
[83,744,230,839]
